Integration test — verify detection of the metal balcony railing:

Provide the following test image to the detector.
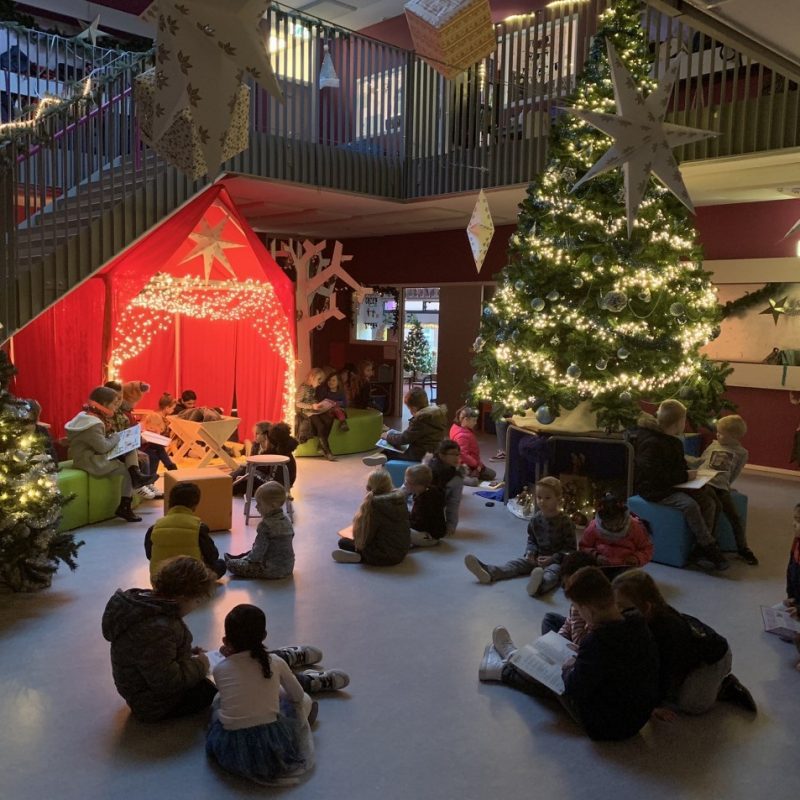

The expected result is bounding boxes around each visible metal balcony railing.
[2,0,798,337]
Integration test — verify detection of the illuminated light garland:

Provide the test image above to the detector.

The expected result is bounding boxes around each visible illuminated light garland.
[0,76,93,137]
[109,273,296,426]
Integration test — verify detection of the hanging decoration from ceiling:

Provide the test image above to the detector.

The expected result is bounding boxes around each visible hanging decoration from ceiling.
[404,0,496,80]
[759,296,790,325]
[319,43,340,89]
[272,239,372,380]
[567,41,716,236]
[136,0,283,178]
[466,188,494,273]
[74,14,105,47]
[179,217,246,282]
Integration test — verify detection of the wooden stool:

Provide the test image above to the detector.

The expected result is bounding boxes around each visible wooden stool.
[164,468,233,531]
[243,455,294,524]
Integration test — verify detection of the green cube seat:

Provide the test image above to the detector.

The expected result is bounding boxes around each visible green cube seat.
[295,408,384,457]
[57,463,89,532]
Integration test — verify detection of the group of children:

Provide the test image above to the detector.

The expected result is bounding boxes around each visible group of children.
[91,382,800,782]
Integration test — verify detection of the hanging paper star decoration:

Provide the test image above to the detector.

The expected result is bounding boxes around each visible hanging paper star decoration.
[179,218,245,282]
[567,41,717,236]
[467,189,495,274]
[760,296,789,325]
[141,0,282,177]
[75,14,104,47]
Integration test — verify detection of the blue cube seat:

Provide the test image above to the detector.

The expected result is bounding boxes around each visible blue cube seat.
[385,459,419,488]
[627,491,748,568]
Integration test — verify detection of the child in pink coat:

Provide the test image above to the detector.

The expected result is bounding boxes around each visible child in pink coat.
[580,493,653,577]
[449,406,496,487]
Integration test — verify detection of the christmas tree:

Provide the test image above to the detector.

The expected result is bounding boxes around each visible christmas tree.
[404,315,434,376]
[472,0,731,432]
[0,350,83,592]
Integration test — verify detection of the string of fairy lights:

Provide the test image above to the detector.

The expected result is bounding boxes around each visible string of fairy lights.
[108,274,296,426]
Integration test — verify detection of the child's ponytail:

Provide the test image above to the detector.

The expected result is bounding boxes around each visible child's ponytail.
[224,604,272,679]
[352,468,393,551]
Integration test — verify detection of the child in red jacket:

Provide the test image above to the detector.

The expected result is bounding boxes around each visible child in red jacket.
[580,493,653,578]
[449,406,495,487]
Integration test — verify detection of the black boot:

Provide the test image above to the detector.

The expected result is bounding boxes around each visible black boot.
[115,496,142,523]
[129,466,155,489]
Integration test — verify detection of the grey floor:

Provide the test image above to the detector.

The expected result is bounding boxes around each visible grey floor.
[1,434,799,800]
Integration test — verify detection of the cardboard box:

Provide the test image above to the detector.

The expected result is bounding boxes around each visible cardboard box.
[405,0,496,79]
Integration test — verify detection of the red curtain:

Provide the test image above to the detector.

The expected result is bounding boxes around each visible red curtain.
[178,316,238,413]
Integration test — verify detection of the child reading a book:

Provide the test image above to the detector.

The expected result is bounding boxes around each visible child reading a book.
[613,570,757,716]
[464,476,575,597]
[331,468,410,565]
[634,400,728,571]
[449,406,496,487]
[690,414,758,565]
[540,551,598,646]
[226,482,295,580]
[579,492,653,576]
[479,567,660,741]
[142,392,178,475]
[295,368,336,461]
[316,371,349,432]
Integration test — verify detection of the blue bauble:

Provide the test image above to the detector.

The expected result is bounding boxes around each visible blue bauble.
[546,290,560,302]
[514,279,525,291]
[566,363,582,379]
[595,358,608,371]
[617,347,630,360]
[592,253,604,266]
[536,405,555,425]
[531,297,545,311]
[483,306,493,317]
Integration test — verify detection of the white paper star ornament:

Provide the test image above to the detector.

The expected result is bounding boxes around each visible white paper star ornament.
[179,218,246,282]
[567,41,717,236]
[467,189,495,274]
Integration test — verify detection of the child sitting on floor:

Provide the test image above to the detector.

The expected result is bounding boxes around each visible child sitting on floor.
[226,482,295,579]
[579,492,653,577]
[691,414,758,565]
[316,372,349,432]
[540,551,598,647]
[464,476,575,597]
[404,463,446,547]
[145,482,225,582]
[613,569,757,716]
[634,399,728,572]
[425,439,465,537]
[480,567,660,741]
[331,468,410,565]
[449,405,495,487]
[206,604,315,786]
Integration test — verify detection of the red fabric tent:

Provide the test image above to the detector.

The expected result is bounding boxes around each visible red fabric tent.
[11,183,296,440]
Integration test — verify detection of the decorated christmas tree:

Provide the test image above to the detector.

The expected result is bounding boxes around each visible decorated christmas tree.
[472,0,731,432]
[0,351,82,592]
[404,315,434,376]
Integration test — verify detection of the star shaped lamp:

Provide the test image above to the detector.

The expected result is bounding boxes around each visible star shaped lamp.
[467,189,495,274]
[567,41,717,236]
[760,296,788,325]
[179,218,245,282]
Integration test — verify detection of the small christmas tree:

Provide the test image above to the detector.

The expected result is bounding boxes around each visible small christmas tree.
[404,315,434,377]
[0,350,83,592]
[472,0,731,431]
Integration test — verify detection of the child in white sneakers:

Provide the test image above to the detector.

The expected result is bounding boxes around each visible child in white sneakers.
[464,476,575,596]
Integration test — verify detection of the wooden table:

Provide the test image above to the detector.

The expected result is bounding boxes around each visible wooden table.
[167,415,241,470]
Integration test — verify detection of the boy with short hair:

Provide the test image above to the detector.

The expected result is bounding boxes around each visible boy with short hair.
[634,399,728,571]
[425,439,465,536]
[404,463,446,547]
[693,414,758,565]
[481,567,660,741]
[225,481,295,579]
[464,476,575,597]
[363,388,448,466]
[145,482,225,582]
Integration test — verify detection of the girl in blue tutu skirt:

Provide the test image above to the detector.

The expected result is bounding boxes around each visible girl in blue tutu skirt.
[206,604,316,785]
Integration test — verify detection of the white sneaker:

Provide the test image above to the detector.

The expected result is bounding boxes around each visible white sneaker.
[463,476,480,487]
[362,452,387,467]
[492,626,518,660]
[301,669,350,692]
[478,644,506,682]
[464,554,492,584]
[526,567,544,597]
[331,549,361,563]
[136,485,155,500]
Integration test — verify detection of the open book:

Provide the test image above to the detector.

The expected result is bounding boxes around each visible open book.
[106,424,141,459]
[141,430,171,446]
[509,631,578,695]
[674,469,721,490]
[375,437,409,454]
[761,604,800,639]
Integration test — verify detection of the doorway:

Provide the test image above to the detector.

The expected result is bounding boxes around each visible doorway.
[401,287,440,416]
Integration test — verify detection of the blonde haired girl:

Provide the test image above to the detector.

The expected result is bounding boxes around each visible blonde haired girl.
[331,468,410,565]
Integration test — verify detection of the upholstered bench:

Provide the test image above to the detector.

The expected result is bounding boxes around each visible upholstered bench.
[57,460,126,530]
[628,491,748,568]
[295,408,384,457]
[385,459,418,488]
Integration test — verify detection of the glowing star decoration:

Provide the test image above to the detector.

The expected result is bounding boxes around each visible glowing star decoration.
[179,218,245,282]
[567,41,716,236]
[141,0,282,176]
[760,296,789,325]
[467,189,495,273]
